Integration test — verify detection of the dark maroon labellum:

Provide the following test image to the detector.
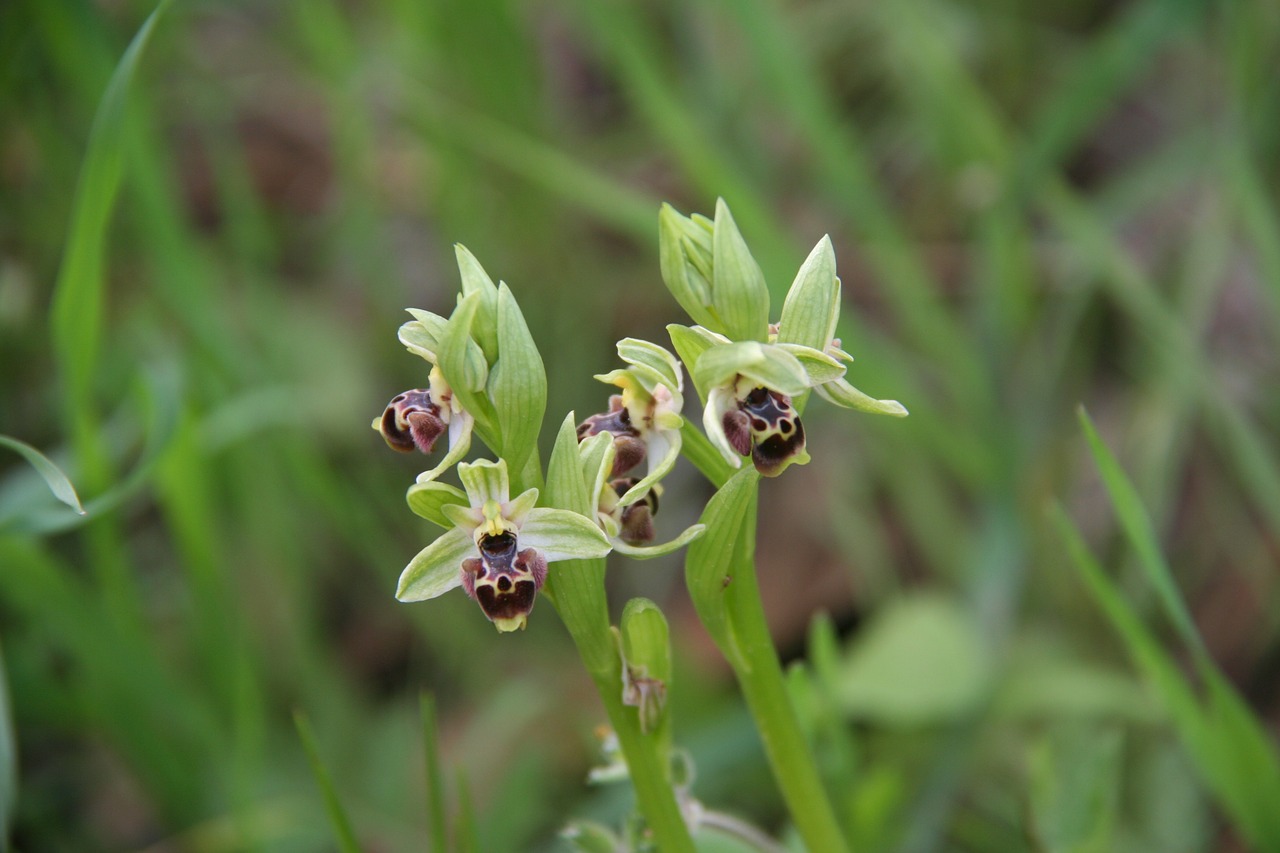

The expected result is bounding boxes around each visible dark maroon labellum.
[380,389,446,454]
[730,387,806,477]
[578,394,647,476]
[461,531,548,627]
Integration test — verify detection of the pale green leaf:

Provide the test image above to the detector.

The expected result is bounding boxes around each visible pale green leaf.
[658,204,720,330]
[453,244,500,361]
[0,435,86,515]
[684,467,758,664]
[545,413,592,516]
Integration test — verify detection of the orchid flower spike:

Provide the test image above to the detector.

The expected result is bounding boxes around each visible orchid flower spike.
[578,431,705,559]
[396,458,611,631]
[577,339,686,510]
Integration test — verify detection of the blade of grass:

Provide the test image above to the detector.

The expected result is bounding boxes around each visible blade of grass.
[0,435,85,515]
[420,694,449,852]
[293,711,361,853]
[0,642,14,853]
[453,767,480,853]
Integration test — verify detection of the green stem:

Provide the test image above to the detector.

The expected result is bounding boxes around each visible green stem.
[547,559,695,853]
[726,491,850,853]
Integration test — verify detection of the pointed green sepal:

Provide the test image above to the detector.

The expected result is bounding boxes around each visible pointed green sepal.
[396,527,474,601]
[488,283,547,474]
[659,204,721,331]
[711,199,770,343]
[667,323,722,401]
[519,508,613,561]
[453,245,500,362]
[692,341,809,398]
[815,377,909,416]
[777,235,840,351]
[406,480,469,528]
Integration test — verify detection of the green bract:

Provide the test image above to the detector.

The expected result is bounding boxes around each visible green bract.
[619,597,673,734]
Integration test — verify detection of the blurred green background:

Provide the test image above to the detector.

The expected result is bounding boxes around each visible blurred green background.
[2,0,1278,849]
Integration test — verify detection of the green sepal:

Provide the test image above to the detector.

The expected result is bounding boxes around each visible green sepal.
[453,244,500,362]
[545,413,592,516]
[457,458,510,506]
[505,487,540,528]
[658,204,721,331]
[613,523,706,559]
[617,338,682,391]
[519,508,613,561]
[815,377,909,416]
[406,480,468,528]
[777,235,840,351]
[399,309,448,363]
[488,283,546,474]
[396,527,474,601]
[667,323,723,402]
[684,467,757,669]
[777,342,846,385]
[711,198,770,343]
[436,292,496,438]
[692,341,809,398]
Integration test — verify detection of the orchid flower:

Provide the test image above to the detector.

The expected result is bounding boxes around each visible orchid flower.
[397,458,611,631]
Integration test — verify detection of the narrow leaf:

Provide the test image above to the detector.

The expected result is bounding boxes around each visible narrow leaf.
[489,283,546,474]
[711,199,770,342]
[294,711,361,853]
[685,468,758,665]
[0,435,86,515]
[777,235,840,351]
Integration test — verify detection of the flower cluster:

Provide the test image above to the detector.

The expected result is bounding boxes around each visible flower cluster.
[660,200,907,476]
[377,202,906,631]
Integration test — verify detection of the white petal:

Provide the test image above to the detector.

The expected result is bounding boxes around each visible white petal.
[703,387,745,470]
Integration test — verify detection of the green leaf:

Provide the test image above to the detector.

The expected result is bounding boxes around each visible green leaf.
[420,694,448,853]
[294,711,361,853]
[815,377,908,416]
[456,459,509,506]
[489,283,546,474]
[1054,507,1280,849]
[50,0,171,403]
[692,341,809,397]
[684,467,758,666]
[519,508,612,561]
[834,595,988,724]
[1077,408,1201,654]
[0,435,86,515]
[711,198,770,342]
[396,528,474,601]
[658,204,720,331]
[453,244,500,362]
[406,481,468,528]
[0,643,14,850]
[777,236,841,351]
[1028,725,1122,853]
